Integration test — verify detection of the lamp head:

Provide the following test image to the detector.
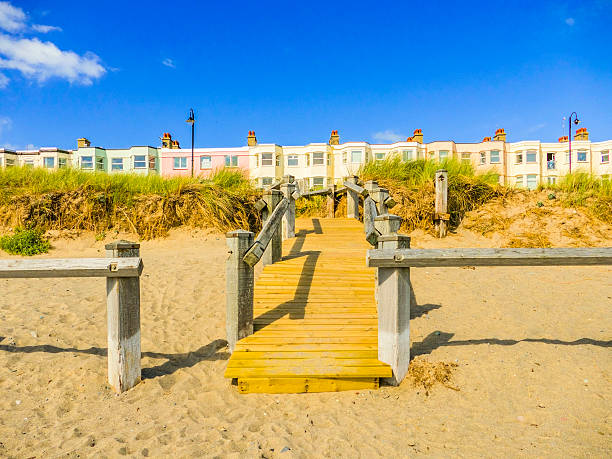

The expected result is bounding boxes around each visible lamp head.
[186,108,195,124]
[574,118,580,125]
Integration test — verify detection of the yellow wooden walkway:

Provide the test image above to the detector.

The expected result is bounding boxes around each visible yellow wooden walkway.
[225,217,391,393]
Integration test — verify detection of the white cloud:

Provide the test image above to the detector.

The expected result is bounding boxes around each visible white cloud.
[526,122,546,134]
[32,24,62,33]
[0,33,106,84]
[0,71,8,88]
[372,129,406,143]
[0,115,11,135]
[162,58,175,68]
[565,17,575,26]
[0,1,26,32]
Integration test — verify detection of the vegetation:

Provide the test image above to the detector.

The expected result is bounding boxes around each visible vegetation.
[358,158,507,232]
[540,172,611,224]
[0,227,51,256]
[0,167,260,239]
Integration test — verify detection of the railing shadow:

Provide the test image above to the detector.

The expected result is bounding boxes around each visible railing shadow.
[0,337,229,379]
[411,331,611,358]
[410,282,441,319]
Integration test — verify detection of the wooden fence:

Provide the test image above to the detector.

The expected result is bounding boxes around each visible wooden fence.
[0,241,144,393]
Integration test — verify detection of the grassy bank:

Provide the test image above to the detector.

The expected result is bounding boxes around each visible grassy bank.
[0,167,260,239]
[358,158,507,232]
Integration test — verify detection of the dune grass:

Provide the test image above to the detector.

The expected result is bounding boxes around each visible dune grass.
[0,227,51,256]
[0,167,260,239]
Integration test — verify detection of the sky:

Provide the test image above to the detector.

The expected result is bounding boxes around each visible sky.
[0,0,611,150]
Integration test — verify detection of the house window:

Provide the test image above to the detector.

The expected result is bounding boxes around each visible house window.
[327,154,331,165]
[225,155,239,167]
[276,156,280,166]
[515,152,523,164]
[261,153,273,166]
[546,153,556,170]
[96,157,104,171]
[515,175,523,187]
[375,152,385,161]
[547,176,557,185]
[200,156,212,169]
[312,177,324,189]
[403,150,414,161]
[577,150,587,162]
[306,154,310,166]
[23,159,34,167]
[134,155,147,169]
[439,150,449,161]
[43,157,55,168]
[351,150,362,163]
[526,174,538,190]
[490,150,500,164]
[287,155,298,166]
[526,150,537,163]
[342,152,347,164]
[461,152,471,163]
[479,152,486,165]
[255,155,259,167]
[58,158,67,168]
[111,158,124,171]
[81,156,93,169]
[312,152,325,165]
[261,177,273,186]
[149,156,156,169]
[602,151,610,163]
[5,158,15,167]
[174,157,187,169]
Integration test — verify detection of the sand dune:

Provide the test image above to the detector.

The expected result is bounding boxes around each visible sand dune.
[0,226,610,457]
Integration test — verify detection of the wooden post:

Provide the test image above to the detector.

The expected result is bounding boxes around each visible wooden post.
[346,176,359,219]
[435,169,448,238]
[281,175,296,240]
[262,189,283,265]
[326,185,336,218]
[226,230,255,352]
[105,241,141,393]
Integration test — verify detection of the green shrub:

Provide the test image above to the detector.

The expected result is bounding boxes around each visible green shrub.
[0,227,51,256]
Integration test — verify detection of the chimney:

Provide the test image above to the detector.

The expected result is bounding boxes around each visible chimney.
[574,127,589,141]
[161,132,173,149]
[412,129,423,144]
[482,136,491,142]
[77,137,90,148]
[406,136,414,142]
[329,130,340,145]
[247,130,257,146]
[172,140,180,148]
[493,128,506,142]
[558,136,568,142]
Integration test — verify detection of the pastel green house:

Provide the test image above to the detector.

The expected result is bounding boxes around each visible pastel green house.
[74,138,160,174]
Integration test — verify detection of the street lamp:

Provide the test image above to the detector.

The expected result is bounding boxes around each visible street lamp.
[568,112,580,174]
[186,108,195,177]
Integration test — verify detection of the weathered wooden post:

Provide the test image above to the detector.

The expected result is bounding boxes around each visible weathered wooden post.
[225,230,255,352]
[105,241,141,393]
[281,175,296,240]
[435,169,448,238]
[262,189,283,265]
[326,185,336,218]
[371,217,411,386]
[345,176,360,219]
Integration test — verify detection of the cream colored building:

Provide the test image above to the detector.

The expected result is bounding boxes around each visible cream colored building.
[0,147,72,169]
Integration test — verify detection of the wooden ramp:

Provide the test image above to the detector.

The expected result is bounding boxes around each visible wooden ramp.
[225,217,391,393]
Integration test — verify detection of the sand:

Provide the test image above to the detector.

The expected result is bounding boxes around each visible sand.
[0,224,610,458]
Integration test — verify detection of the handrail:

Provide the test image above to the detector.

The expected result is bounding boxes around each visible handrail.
[0,257,143,278]
[299,188,332,198]
[243,196,289,266]
[343,180,369,198]
[363,195,379,246]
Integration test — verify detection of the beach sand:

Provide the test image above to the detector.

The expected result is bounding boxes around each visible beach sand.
[0,224,610,457]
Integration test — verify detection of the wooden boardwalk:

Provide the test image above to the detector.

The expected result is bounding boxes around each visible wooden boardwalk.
[225,217,391,393]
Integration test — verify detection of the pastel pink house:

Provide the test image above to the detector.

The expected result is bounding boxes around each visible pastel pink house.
[159,146,250,178]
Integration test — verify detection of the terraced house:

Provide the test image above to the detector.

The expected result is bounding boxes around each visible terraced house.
[2,128,610,190]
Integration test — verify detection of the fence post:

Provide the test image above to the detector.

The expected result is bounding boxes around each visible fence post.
[105,241,141,393]
[327,184,336,218]
[262,189,283,265]
[435,169,448,238]
[281,175,296,240]
[226,230,255,352]
[345,176,360,219]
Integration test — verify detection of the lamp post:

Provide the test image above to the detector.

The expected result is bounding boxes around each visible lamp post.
[186,108,195,177]
[568,112,580,174]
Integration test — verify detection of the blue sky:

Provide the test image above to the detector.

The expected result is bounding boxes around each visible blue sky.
[1,0,611,150]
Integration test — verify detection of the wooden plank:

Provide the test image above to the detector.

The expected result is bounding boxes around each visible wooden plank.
[0,257,143,278]
[230,350,379,359]
[226,365,391,378]
[240,336,377,344]
[366,247,612,268]
[234,343,378,351]
[363,196,379,246]
[237,377,378,394]
[227,358,387,368]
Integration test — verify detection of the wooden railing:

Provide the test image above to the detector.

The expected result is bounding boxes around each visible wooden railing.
[0,241,144,393]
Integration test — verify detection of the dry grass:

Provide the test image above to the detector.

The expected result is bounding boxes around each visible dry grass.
[463,215,513,236]
[408,357,459,395]
[505,232,552,248]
